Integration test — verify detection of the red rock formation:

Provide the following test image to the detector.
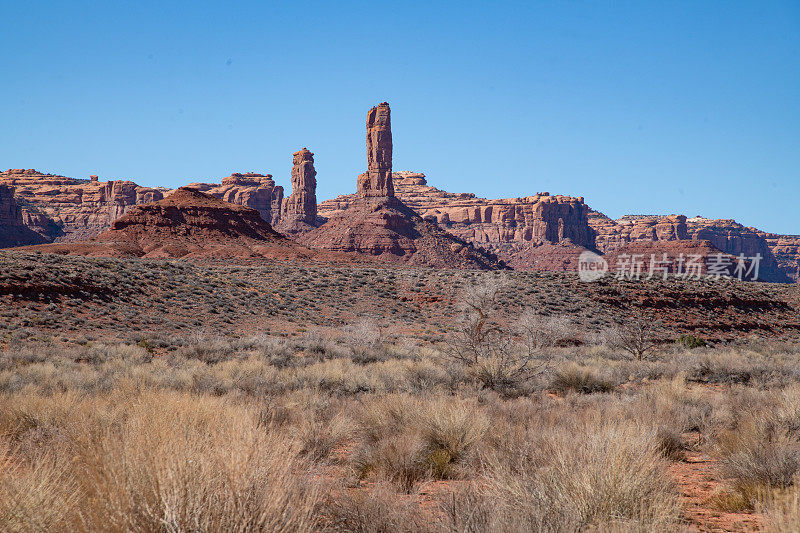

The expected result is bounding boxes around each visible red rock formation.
[685,217,790,283]
[357,102,394,198]
[301,103,504,269]
[760,233,800,283]
[0,184,49,247]
[22,188,350,261]
[187,172,284,227]
[278,148,317,234]
[0,168,165,243]
[590,212,689,253]
[604,240,746,279]
[588,212,792,283]
[319,171,594,270]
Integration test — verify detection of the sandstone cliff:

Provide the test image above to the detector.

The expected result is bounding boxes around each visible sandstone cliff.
[0,184,49,247]
[318,171,595,270]
[0,168,165,243]
[587,210,792,282]
[21,188,343,261]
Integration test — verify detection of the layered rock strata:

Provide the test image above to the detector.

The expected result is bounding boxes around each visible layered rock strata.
[318,171,595,270]
[0,168,165,242]
[356,102,394,198]
[278,148,317,234]
[187,172,284,227]
[0,184,49,247]
[301,103,505,269]
[22,188,331,261]
[587,210,791,282]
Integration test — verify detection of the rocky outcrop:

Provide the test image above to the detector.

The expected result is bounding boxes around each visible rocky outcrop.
[588,212,792,283]
[0,184,49,247]
[278,148,317,234]
[187,172,284,227]
[685,217,790,283]
[590,213,688,254]
[604,240,746,279]
[319,171,594,270]
[357,102,394,198]
[0,168,165,244]
[760,233,800,283]
[22,188,335,261]
[301,103,505,270]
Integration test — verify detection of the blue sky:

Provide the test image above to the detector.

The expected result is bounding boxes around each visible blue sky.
[2,1,798,234]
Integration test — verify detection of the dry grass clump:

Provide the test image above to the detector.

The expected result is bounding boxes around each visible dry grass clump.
[485,418,681,530]
[351,394,488,492]
[0,390,321,532]
[549,363,615,394]
[0,441,77,532]
[760,485,800,533]
[320,483,429,532]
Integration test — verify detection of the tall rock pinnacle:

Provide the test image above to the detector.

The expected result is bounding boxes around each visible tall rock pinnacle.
[357,102,394,198]
[281,147,317,229]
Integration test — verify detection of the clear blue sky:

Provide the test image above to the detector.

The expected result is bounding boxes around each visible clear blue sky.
[2,1,798,234]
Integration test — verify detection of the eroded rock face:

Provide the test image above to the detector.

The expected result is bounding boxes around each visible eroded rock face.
[0,184,49,247]
[278,148,317,233]
[588,212,792,283]
[590,213,689,254]
[760,233,800,283]
[187,172,284,227]
[302,103,504,269]
[604,240,745,278]
[319,171,595,269]
[686,217,790,282]
[357,102,394,198]
[21,187,313,260]
[0,169,165,243]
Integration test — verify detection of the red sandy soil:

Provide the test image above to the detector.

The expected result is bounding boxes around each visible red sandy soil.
[669,432,764,532]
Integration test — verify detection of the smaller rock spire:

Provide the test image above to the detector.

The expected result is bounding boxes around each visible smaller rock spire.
[280,147,318,230]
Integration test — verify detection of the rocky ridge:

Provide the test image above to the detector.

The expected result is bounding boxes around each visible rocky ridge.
[21,187,336,261]
[0,168,165,242]
[318,171,595,270]
[587,211,791,283]
[186,172,284,227]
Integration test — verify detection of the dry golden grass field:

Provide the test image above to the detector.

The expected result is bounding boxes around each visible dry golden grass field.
[2,251,800,532]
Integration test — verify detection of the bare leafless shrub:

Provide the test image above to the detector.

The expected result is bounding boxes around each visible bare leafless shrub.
[446,278,542,393]
[516,310,572,353]
[604,315,661,360]
[439,485,501,533]
[351,395,487,492]
[717,417,800,492]
[296,412,354,463]
[343,318,387,364]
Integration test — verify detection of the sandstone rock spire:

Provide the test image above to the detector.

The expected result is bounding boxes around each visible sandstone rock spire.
[279,147,318,232]
[357,102,394,198]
